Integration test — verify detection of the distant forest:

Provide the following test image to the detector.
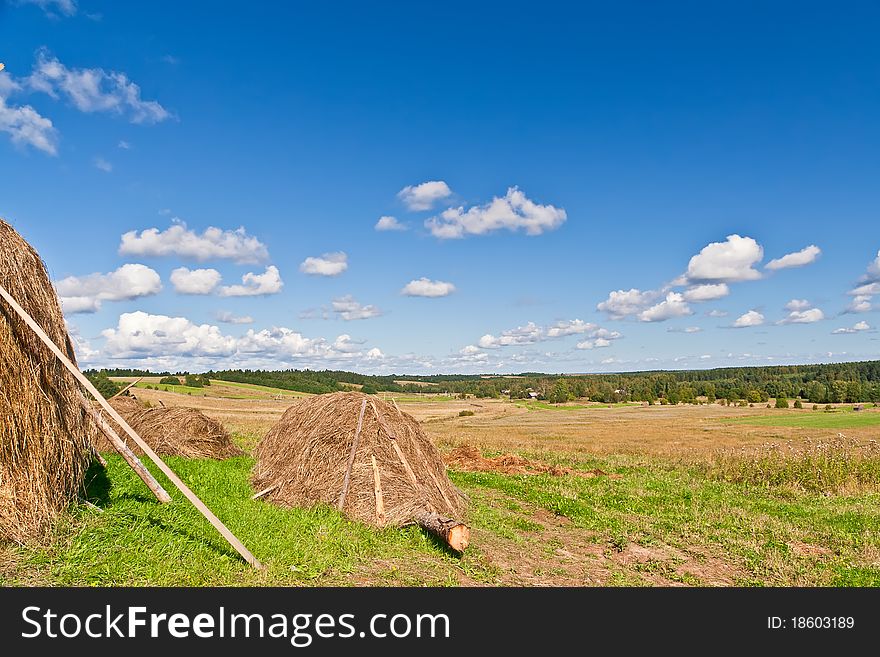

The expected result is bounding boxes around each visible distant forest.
[88,361,880,404]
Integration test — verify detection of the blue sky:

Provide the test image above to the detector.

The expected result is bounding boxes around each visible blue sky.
[1,0,879,374]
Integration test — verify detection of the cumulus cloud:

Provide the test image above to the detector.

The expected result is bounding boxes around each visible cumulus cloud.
[685,234,763,283]
[102,311,236,358]
[576,337,612,350]
[0,72,58,155]
[846,296,873,313]
[545,319,596,338]
[707,309,729,318]
[843,252,880,313]
[215,311,254,325]
[331,295,383,321]
[218,265,283,297]
[119,223,269,264]
[478,322,543,348]
[667,326,703,333]
[785,299,812,312]
[477,320,620,350]
[375,215,407,231]
[732,310,765,328]
[765,244,821,270]
[683,283,729,302]
[401,278,456,297]
[170,267,222,295]
[425,186,566,239]
[55,263,161,313]
[779,308,825,324]
[638,292,693,322]
[832,321,870,335]
[28,50,171,124]
[597,288,659,319]
[397,180,452,211]
[299,252,348,277]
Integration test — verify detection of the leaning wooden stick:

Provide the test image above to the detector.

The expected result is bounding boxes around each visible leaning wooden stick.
[337,397,368,510]
[108,377,141,400]
[0,283,263,570]
[78,394,172,503]
[370,454,386,527]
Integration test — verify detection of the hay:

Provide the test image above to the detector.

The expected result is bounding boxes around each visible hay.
[93,403,243,460]
[0,218,92,543]
[253,392,465,527]
[444,445,622,478]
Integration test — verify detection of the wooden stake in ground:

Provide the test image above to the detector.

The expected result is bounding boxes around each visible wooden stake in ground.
[77,394,172,504]
[414,510,470,552]
[0,283,263,570]
[337,397,367,511]
[370,454,386,527]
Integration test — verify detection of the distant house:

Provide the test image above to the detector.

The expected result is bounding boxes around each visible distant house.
[501,389,511,395]
[528,391,539,399]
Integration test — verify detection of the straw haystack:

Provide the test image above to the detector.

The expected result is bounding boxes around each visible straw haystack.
[93,402,243,460]
[0,219,93,542]
[253,392,469,550]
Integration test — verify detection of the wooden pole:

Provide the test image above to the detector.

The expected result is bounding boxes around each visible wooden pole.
[370,401,420,489]
[0,283,263,570]
[78,394,172,503]
[108,377,141,400]
[414,510,469,552]
[337,397,367,511]
[370,454,386,527]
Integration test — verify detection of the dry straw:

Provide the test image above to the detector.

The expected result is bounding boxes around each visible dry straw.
[93,400,244,460]
[252,391,465,528]
[0,218,92,542]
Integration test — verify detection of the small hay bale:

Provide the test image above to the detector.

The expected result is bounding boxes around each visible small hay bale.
[0,218,92,542]
[252,392,465,528]
[94,404,243,460]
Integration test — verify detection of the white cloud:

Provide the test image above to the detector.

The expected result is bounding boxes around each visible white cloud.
[401,277,456,297]
[576,337,612,350]
[765,244,821,270]
[331,295,383,321]
[28,50,171,124]
[846,295,873,314]
[0,77,58,154]
[16,0,77,17]
[93,156,112,172]
[638,292,693,322]
[597,288,659,319]
[667,326,703,333]
[299,252,348,276]
[425,186,566,239]
[785,299,812,312]
[850,282,880,297]
[375,215,407,231]
[119,223,269,264]
[868,250,880,280]
[832,321,870,335]
[219,265,283,297]
[779,308,825,324]
[117,139,130,149]
[170,267,222,295]
[545,319,596,338]
[685,234,763,283]
[216,311,254,325]
[56,263,161,313]
[478,322,543,348]
[397,180,452,211]
[102,311,236,358]
[732,310,765,328]
[707,309,729,318]
[683,283,729,302]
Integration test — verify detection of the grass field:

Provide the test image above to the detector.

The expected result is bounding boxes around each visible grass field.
[513,400,642,411]
[3,394,879,586]
[721,410,880,429]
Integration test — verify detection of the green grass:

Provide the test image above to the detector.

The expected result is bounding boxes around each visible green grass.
[513,400,641,411]
[450,459,880,586]
[207,380,310,396]
[2,455,488,586]
[4,446,878,587]
[720,410,880,429]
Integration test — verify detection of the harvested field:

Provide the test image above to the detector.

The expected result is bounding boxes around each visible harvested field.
[444,445,621,478]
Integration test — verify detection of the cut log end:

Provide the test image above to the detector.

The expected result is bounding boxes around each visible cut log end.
[415,510,470,553]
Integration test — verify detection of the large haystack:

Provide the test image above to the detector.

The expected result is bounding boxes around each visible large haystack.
[0,218,92,542]
[93,404,243,460]
[252,392,465,529]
